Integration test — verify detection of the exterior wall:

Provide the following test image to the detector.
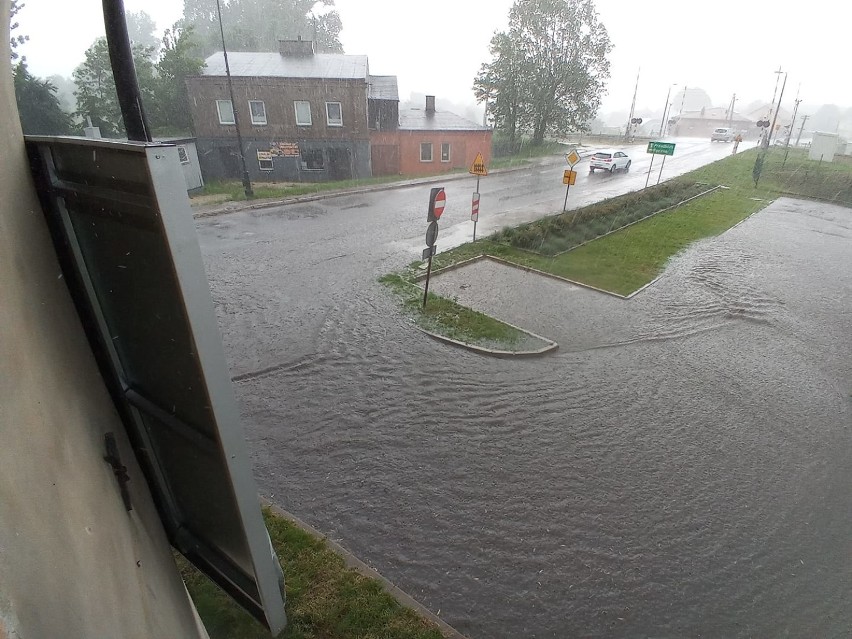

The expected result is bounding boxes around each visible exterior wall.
[673,117,753,138]
[371,129,492,177]
[195,137,371,182]
[186,74,372,182]
[0,5,208,637]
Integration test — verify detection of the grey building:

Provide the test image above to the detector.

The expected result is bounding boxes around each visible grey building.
[186,39,396,183]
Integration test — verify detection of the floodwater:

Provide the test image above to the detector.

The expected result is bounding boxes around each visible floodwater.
[199,196,852,637]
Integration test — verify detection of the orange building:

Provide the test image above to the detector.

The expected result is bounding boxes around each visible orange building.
[371,96,492,177]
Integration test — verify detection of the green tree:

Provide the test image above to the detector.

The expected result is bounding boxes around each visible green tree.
[73,37,157,138]
[10,0,29,61]
[474,32,529,148]
[150,24,205,134]
[125,9,159,53]
[13,62,73,134]
[181,0,343,58]
[473,0,612,145]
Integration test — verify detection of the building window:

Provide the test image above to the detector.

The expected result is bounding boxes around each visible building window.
[300,148,324,170]
[441,142,451,162]
[420,142,433,162]
[326,102,343,127]
[249,100,267,125]
[294,100,312,126]
[177,146,190,164]
[259,158,274,171]
[216,99,235,125]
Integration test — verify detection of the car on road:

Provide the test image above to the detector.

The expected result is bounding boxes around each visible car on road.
[711,127,734,142]
[589,150,631,173]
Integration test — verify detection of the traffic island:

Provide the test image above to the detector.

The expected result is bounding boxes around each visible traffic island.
[379,272,558,356]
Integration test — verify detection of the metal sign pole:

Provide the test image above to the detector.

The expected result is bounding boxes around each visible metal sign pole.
[422,251,433,309]
[656,155,667,185]
[563,183,570,212]
[645,154,655,188]
[473,175,480,241]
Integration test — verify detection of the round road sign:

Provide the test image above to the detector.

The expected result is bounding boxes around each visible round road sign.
[425,220,439,247]
[433,189,446,219]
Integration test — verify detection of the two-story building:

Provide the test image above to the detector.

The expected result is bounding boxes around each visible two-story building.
[186,38,382,182]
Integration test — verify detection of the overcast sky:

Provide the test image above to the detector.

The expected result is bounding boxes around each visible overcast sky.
[18,0,852,118]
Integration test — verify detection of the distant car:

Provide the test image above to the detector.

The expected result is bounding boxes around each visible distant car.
[711,127,734,142]
[589,150,631,173]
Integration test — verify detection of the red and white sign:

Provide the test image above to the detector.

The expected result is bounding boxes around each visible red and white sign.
[471,192,480,222]
[433,188,446,219]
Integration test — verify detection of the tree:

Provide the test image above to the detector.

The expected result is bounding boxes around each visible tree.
[473,0,612,145]
[149,25,205,134]
[10,0,29,61]
[181,0,343,58]
[125,10,159,53]
[13,62,73,134]
[73,37,156,138]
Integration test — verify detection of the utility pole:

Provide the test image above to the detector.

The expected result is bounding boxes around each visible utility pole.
[795,114,810,147]
[785,85,802,148]
[678,86,687,115]
[216,0,253,198]
[726,93,737,127]
[659,83,677,137]
[768,71,788,146]
[624,67,640,142]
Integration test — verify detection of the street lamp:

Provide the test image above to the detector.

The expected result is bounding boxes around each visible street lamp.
[659,83,677,138]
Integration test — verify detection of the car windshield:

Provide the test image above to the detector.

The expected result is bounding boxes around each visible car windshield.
[7,0,852,638]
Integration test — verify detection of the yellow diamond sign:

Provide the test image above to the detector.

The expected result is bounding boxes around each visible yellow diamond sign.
[469,152,488,176]
[566,149,580,166]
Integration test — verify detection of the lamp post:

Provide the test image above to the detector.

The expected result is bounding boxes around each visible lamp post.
[215,0,253,198]
[767,70,788,147]
[659,83,677,137]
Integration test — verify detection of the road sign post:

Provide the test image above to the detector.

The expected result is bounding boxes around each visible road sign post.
[469,153,487,241]
[645,141,676,188]
[562,151,580,211]
[422,187,446,309]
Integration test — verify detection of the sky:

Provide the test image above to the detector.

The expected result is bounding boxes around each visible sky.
[17,0,852,120]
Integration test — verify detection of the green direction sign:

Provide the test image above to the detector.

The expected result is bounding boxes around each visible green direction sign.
[647,141,676,156]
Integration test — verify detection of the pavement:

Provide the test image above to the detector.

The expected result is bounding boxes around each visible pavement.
[189,151,594,219]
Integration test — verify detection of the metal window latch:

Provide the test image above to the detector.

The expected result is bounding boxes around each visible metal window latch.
[103,432,133,511]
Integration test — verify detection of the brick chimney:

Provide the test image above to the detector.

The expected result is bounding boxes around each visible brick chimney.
[425,95,436,114]
[279,36,315,57]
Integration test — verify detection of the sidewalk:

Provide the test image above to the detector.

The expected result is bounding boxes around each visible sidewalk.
[191,153,579,219]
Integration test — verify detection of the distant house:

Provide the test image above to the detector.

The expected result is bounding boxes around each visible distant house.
[186,38,378,182]
[371,95,492,177]
[670,107,754,138]
[185,39,492,182]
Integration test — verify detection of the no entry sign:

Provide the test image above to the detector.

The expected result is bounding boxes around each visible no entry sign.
[427,187,446,222]
[433,189,446,218]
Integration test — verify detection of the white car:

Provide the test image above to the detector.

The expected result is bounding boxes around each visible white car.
[711,127,734,142]
[589,150,631,173]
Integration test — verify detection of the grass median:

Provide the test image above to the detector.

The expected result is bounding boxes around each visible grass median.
[180,507,444,639]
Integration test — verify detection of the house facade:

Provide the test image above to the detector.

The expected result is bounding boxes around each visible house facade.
[371,96,492,177]
[670,107,754,138]
[186,39,375,182]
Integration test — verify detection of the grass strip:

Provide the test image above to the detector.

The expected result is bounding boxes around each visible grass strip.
[379,272,527,348]
[179,507,444,639]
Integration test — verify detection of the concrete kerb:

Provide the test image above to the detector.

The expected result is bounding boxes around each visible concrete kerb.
[191,155,571,219]
[415,325,558,358]
[261,499,469,639]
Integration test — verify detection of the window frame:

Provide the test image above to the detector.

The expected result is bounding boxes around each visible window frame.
[294,100,312,126]
[248,100,267,126]
[440,142,451,163]
[216,99,235,125]
[325,101,343,127]
[258,157,274,171]
[300,148,325,171]
[420,142,433,163]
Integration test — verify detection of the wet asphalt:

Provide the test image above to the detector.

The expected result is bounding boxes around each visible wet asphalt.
[195,142,851,637]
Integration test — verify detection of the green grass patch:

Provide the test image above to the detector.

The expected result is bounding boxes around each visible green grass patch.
[179,507,444,639]
[490,139,569,169]
[379,272,527,347]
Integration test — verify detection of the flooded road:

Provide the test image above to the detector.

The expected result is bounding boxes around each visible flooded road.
[197,153,852,636]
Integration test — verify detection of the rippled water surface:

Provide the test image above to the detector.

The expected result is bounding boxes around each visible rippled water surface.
[198,197,852,638]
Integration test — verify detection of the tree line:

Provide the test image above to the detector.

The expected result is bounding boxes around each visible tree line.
[10,0,344,137]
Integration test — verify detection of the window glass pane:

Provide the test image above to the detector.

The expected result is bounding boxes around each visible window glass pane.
[420,143,433,162]
[300,148,324,170]
[249,101,266,125]
[294,101,312,126]
[216,100,234,125]
[258,158,273,171]
[441,143,451,162]
[326,102,343,126]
